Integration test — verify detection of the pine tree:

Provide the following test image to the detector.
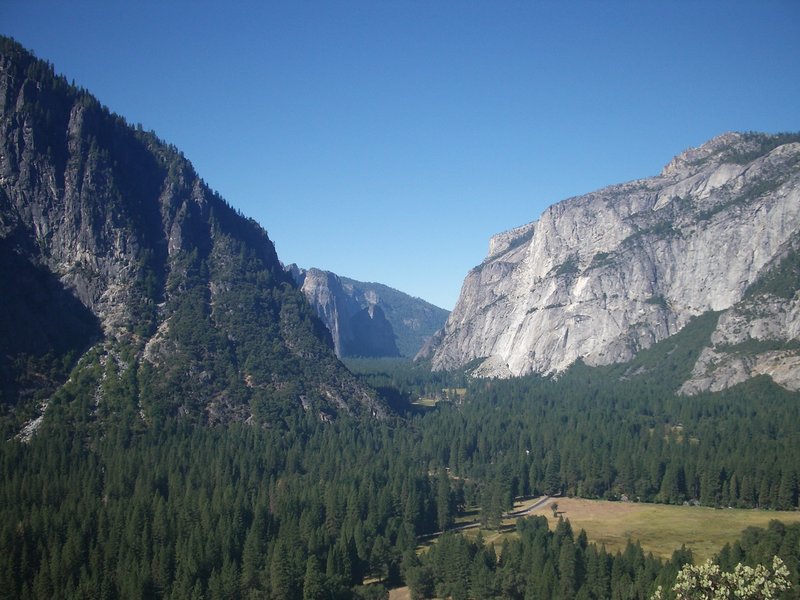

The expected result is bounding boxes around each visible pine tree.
[544,452,562,496]
[776,469,797,510]
[480,485,504,531]
[469,541,497,600]
[241,520,264,592]
[758,477,773,508]
[302,556,325,600]
[368,535,389,582]
[436,470,453,532]
[269,540,296,600]
[558,537,578,599]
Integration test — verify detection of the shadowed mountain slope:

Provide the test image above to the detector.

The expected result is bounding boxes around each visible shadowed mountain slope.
[0,37,382,434]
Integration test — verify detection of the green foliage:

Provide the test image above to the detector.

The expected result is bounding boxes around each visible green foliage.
[0,416,435,599]
[3,322,800,597]
[645,295,669,308]
[723,132,800,165]
[0,242,102,430]
[615,310,721,390]
[682,132,800,170]
[695,176,791,222]
[744,240,800,300]
[715,521,800,595]
[343,357,466,413]
[554,254,580,276]
[715,338,800,357]
[622,220,678,247]
[407,516,683,600]
[589,251,614,269]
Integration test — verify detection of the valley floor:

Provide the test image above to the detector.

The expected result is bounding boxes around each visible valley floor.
[464,497,800,562]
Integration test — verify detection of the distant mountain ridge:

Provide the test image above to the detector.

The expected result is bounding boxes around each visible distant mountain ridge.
[288,265,449,358]
[0,37,382,432]
[420,131,800,393]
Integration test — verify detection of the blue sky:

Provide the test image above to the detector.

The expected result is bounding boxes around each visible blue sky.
[3,1,799,310]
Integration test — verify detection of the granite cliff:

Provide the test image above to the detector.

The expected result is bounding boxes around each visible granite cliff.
[0,37,381,432]
[420,132,800,393]
[289,265,449,358]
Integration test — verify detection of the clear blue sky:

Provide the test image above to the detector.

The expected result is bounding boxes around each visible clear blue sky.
[4,1,799,310]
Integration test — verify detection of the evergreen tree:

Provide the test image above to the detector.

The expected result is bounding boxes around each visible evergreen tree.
[436,470,453,532]
[302,556,326,600]
[545,451,562,496]
[776,469,797,510]
[270,540,297,600]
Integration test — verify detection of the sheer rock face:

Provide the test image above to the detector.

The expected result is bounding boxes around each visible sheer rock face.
[0,38,382,423]
[289,266,449,358]
[422,132,800,390]
[290,266,400,358]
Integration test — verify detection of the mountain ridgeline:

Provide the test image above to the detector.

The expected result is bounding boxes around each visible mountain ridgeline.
[289,265,449,359]
[420,132,800,394]
[0,37,382,434]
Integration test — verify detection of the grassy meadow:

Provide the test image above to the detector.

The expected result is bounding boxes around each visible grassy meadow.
[499,497,800,562]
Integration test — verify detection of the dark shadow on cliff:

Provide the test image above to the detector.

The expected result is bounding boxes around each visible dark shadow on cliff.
[0,239,102,409]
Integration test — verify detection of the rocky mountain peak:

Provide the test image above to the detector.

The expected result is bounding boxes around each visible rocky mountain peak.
[660,131,744,176]
[421,131,800,393]
[661,131,800,178]
[0,37,383,428]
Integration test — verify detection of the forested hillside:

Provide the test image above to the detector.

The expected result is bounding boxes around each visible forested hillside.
[2,339,799,598]
[0,35,380,435]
